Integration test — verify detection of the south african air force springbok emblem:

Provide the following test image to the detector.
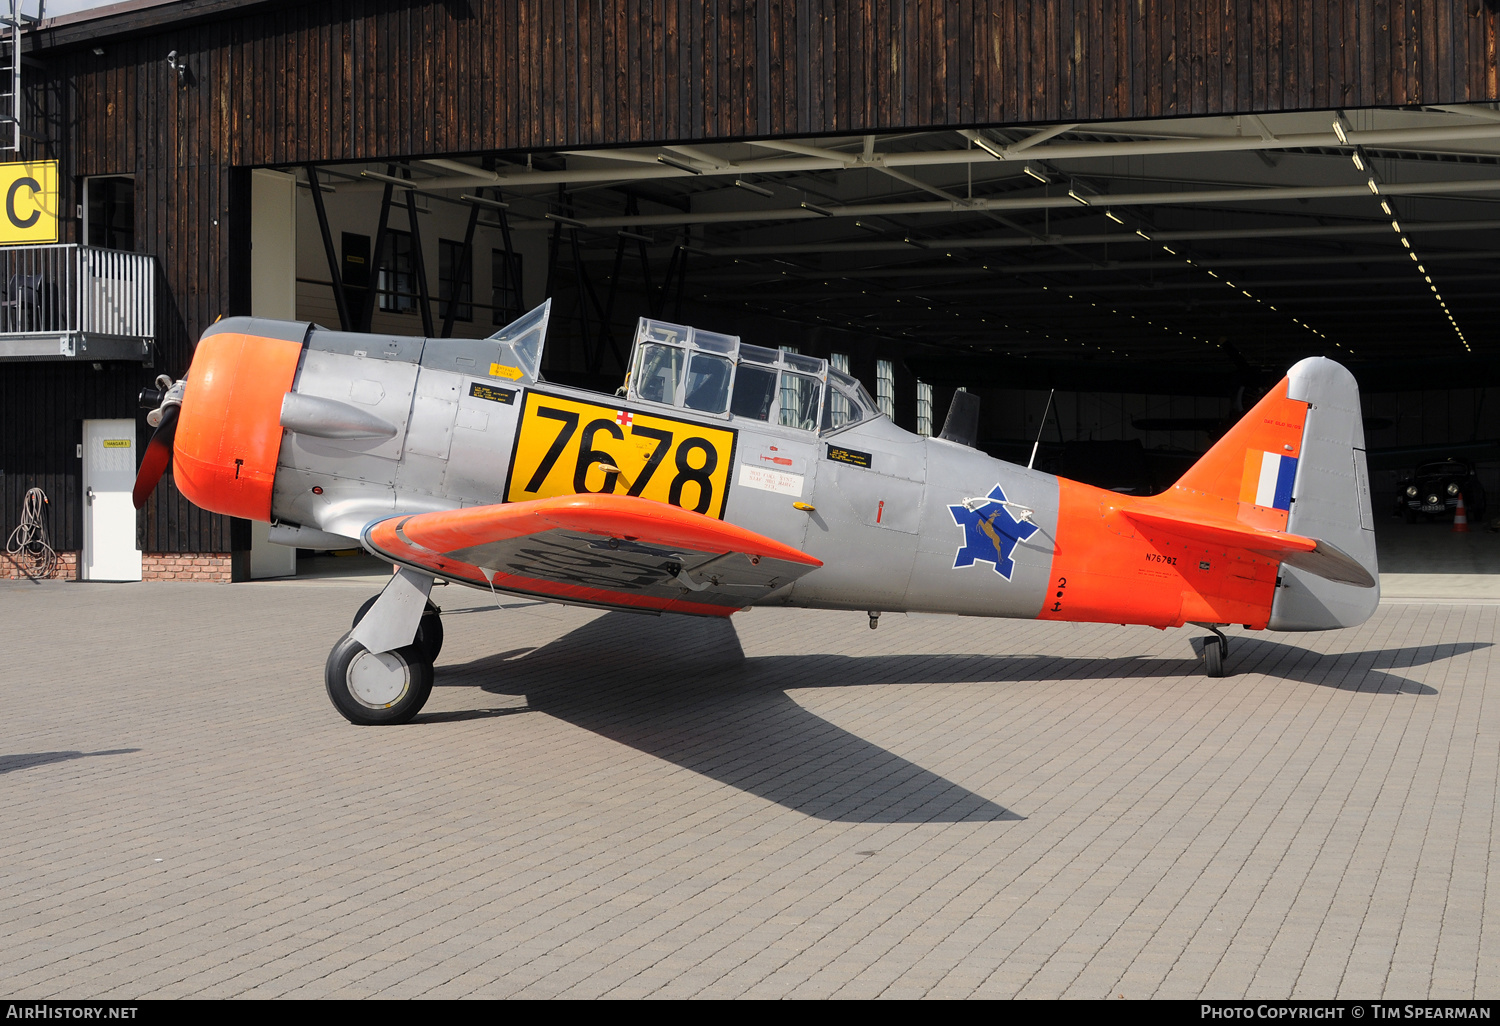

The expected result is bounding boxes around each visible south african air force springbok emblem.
[948,484,1038,580]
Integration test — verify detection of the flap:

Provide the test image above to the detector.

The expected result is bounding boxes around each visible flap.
[1122,508,1375,588]
[363,493,823,616]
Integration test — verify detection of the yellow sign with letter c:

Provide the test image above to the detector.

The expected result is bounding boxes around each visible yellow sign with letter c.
[0,161,58,245]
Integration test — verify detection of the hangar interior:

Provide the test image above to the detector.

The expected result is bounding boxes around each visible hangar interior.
[272,102,1500,536]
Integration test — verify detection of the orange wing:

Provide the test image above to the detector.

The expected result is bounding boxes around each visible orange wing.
[362,493,822,617]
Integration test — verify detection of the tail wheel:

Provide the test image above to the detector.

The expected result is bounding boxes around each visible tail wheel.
[325,631,433,725]
[352,595,444,664]
[1203,636,1226,677]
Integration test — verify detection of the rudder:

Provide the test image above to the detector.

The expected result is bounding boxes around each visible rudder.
[1270,358,1379,630]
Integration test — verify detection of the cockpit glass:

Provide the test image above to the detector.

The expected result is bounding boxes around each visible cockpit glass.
[684,352,732,413]
[778,372,822,431]
[730,365,777,420]
[821,369,881,433]
[737,343,780,366]
[693,330,738,355]
[636,343,685,405]
[488,299,551,380]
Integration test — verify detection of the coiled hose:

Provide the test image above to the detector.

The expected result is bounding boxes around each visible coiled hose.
[5,487,57,580]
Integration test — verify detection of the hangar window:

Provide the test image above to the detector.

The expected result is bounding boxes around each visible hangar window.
[378,230,415,314]
[876,359,895,419]
[439,240,472,323]
[491,249,523,325]
[916,380,933,437]
[84,176,134,250]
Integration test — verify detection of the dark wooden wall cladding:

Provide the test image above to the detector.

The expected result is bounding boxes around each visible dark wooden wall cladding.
[45,0,1500,170]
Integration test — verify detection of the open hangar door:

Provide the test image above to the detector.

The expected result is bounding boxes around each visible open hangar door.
[282,103,1500,534]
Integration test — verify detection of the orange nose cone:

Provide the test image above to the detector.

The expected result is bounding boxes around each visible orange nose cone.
[172,331,303,521]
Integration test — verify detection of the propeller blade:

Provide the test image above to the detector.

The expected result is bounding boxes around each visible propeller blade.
[132,403,180,509]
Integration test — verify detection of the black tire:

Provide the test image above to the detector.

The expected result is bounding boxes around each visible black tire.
[1203,636,1225,678]
[353,595,444,664]
[324,630,433,725]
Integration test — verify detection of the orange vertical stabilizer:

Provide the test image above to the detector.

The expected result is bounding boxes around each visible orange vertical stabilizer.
[1040,376,1310,630]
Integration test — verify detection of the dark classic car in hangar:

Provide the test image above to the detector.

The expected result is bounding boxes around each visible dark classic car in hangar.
[1394,459,1487,523]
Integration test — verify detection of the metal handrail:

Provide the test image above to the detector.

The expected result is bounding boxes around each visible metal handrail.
[0,243,155,340]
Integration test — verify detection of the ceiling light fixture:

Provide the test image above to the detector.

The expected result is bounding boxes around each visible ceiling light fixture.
[800,202,833,217]
[1104,210,1123,224]
[1332,114,1350,144]
[544,212,589,228]
[734,179,773,197]
[656,154,703,175]
[460,194,509,209]
[971,134,1007,160]
[1022,164,1048,183]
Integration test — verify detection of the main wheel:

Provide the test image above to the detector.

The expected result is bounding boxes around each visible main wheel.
[352,595,444,664]
[325,631,433,725]
[1203,636,1226,677]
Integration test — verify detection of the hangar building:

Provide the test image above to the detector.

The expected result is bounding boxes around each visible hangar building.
[2,0,1498,579]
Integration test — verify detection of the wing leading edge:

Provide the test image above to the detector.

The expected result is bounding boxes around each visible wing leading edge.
[362,494,823,616]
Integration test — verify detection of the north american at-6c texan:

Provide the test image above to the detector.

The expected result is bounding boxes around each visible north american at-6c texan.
[134,301,1379,724]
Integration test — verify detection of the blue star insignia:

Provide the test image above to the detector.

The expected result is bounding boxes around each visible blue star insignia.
[948,484,1038,580]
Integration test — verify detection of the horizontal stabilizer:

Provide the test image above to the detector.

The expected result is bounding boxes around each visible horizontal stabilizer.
[1122,508,1375,589]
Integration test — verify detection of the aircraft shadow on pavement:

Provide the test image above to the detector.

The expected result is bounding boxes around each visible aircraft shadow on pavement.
[1224,637,1486,695]
[437,613,1023,824]
[433,614,1478,819]
[0,749,140,775]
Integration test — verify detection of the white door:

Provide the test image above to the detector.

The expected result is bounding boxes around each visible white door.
[247,168,298,578]
[82,418,143,581]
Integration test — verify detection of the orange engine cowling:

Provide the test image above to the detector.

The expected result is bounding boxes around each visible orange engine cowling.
[172,330,304,521]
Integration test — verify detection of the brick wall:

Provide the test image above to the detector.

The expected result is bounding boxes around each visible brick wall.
[1,551,232,581]
[2,550,77,580]
[141,553,233,581]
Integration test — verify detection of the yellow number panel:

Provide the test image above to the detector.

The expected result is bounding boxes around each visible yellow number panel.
[504,391,737,519]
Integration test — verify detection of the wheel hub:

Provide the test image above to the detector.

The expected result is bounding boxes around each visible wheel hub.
[346,648,411,708]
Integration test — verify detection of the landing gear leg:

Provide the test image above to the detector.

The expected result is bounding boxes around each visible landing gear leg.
[354,595,444,664]
[327,568,438,724]
[1191,623,1229,678]
[868,611,881,630]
